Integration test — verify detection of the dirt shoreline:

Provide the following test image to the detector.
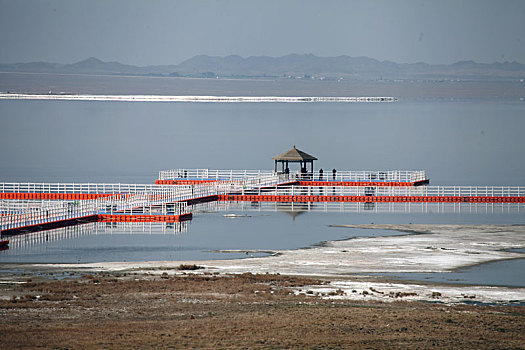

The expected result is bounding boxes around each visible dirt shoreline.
[1,270,524,349]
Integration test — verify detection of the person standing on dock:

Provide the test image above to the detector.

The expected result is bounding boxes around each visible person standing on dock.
[332,169,337,195]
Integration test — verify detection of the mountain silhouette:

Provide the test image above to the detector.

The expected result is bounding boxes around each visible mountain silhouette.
[1,54,524,80]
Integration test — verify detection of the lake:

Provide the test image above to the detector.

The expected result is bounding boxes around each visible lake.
[1,99,525,185]
[1,99,524,286]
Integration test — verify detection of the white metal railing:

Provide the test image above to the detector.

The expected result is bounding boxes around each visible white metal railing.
[0,182,180,194]
[0,173,291,195]
[0,199,99,231]
[158,169,276,181]
[235,185,525,198]
[306,170,427,182]
[158,169,427,183]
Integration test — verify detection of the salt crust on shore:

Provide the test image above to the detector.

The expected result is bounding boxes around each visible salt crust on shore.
[0,93,396,103]
[37,224,525,304]
[300,280,525,304]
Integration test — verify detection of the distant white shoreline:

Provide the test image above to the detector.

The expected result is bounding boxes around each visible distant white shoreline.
[0,93,397,103]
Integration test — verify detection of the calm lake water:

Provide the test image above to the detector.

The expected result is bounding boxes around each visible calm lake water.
[1,100,525,185]
[1,99,524,286]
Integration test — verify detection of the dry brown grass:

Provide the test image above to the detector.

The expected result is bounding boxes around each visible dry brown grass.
[1,273,524,349]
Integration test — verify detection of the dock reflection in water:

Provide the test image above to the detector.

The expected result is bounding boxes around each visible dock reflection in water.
[1,220,189,263]
[210,200,523,215]
[0,202,522,264]
[6,221,188,250]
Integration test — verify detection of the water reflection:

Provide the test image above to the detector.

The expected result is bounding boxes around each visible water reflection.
[2,202,522,249]
[5,221,188,251]
[207,201,523,215]
[0,201,522,264]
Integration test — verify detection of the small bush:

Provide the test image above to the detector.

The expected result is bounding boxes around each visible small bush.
[177,264,204,271]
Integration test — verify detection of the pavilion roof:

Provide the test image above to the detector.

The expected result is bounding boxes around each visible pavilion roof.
[272,146,318,161]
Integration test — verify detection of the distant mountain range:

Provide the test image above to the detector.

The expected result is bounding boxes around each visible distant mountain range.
[2,54,524,81]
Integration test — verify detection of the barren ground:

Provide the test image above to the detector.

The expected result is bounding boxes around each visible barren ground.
[1,271,524,349]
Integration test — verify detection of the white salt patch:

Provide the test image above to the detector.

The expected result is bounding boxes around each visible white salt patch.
[0,93,396,103]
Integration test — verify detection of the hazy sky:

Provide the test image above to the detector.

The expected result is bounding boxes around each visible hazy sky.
[1,0,524,65]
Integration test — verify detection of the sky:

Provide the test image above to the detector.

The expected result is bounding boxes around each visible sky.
[0,0,524,66]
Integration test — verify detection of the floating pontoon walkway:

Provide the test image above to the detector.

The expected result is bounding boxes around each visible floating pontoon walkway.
[1,169,523,235]
[0,172,289,234]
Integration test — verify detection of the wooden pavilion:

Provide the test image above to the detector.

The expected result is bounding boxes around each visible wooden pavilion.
[272,146,317,174]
